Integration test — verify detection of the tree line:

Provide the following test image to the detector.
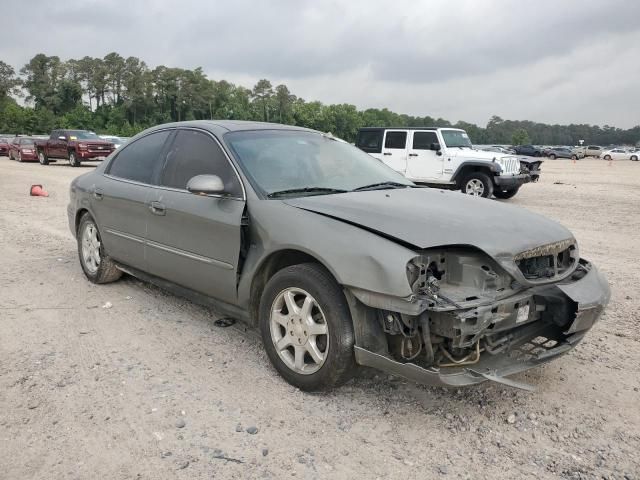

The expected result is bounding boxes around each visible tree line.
[1,53,639,146]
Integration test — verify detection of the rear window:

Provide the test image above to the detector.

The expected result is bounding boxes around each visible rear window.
[356,130,382,153]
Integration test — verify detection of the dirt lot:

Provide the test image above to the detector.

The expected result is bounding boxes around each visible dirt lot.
[0,157,638,480]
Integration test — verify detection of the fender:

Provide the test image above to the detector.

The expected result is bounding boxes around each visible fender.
[450,161,501,182]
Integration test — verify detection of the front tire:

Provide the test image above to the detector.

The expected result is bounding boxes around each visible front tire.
[631,155,638,161]
[259,263,355,391]
[549,154,556,160]
[69,150,80,167]
[461,171,493,198]
[494,186,520,199]
[77,213,122,284]
[604,155,611,161]
[17,151,23,163]
[38,150,49,165]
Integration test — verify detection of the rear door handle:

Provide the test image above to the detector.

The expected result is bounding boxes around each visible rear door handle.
[383,152,392,156]
[149,201,166,216]
[93,188,103,200]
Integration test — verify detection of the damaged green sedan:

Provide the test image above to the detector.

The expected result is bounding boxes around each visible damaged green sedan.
[68,121,610,391]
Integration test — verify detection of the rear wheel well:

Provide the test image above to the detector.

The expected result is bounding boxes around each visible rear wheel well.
[75,208,90,234]
[249,250,329,323]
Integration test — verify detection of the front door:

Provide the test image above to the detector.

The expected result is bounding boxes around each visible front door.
[405,130,443,180]
[95,129,174,270]
[145,128,245,304]
[380,130,408,173]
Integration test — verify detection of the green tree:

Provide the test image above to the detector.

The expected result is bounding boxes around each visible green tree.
[511,128,530,146]
[0,60,21,99]
[251,79,274,122]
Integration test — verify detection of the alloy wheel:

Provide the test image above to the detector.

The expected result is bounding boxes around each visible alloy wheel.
[465,179,485,196]
[81,222,101,274]
[269,287,329,375]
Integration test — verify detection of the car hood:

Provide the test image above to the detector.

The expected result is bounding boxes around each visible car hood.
[450,148,514,160]
[283,188,574,260]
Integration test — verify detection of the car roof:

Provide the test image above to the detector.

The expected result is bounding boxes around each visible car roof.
[145,120,314,134]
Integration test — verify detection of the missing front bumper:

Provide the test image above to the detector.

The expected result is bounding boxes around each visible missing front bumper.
[353,261,610,391]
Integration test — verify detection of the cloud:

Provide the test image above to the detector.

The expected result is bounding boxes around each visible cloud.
[3,0,640,127]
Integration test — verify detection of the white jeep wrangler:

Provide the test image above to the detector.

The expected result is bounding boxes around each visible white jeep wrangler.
[356,127,531,199]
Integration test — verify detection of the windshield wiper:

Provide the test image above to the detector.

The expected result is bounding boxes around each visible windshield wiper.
[267,187,349,198]
[352,181,410,192]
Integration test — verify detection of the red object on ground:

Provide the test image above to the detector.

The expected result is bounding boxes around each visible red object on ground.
[30,185,49,197]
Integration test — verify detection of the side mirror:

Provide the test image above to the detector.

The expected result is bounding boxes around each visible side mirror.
[430,142,441,151]
[186,174,225,196]
[58,136,67,140]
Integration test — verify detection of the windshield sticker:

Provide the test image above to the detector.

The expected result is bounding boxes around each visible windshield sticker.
[69,136,77,140]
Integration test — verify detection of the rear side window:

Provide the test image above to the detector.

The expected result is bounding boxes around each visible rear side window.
[356,130,383,153]
[412,131,438,150]
[160,129,242,197]
[384,131,407,149]
[108,130,171,184]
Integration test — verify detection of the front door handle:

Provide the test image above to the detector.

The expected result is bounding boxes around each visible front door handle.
[408,153,418,157]
[383,152,392,156]
[149,201,166,216]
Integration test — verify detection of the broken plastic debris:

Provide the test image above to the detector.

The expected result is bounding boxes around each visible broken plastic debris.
[102,301,113,309]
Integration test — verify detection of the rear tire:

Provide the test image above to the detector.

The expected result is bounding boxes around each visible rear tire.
[38,150,49,165]
[549,154,556,160]
[571,155,577,160]
[604,155,611,161]
[69,150,81,167]
[494,186,520,199]
[77,213,122,284]
[259,263,355,391]
[631,155,638,161]
[460,171,493,198]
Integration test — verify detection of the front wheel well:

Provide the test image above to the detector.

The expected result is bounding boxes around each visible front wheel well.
[249,249,332,323]
[75,208,90,234]
[454,166,495,186]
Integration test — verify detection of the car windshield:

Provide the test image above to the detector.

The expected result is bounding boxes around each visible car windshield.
[441,129,473,148]
[225,130,414,197]
[21,138,35,145]
[68,131,101,140]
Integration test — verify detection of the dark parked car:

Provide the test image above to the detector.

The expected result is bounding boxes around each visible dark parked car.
[546,147,580,160]
[0,137,9,156]
[68,121,610,392]
[35,129,116,167]
[8,136,38,162]
[513,144,542,157]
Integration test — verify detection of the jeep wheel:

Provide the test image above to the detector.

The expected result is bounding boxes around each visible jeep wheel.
[38,150,49,165]
[494,186,520,199]
[461,172,493,198]
[549,154,556,160]
[69,150,81,167]
[259,263,355,391]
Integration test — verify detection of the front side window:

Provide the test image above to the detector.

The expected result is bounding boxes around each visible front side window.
[412,131,438,150]
[225,130,413,197]
[384,131,407,149]
[107,130,172,184]
[160,129,242,197]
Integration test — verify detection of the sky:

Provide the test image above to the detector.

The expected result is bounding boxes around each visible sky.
[3,0,640,128]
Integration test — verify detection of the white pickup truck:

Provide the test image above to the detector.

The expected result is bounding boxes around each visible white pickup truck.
[356,127,532,199]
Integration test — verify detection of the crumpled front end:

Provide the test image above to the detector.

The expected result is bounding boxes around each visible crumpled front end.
[349,254,610,391]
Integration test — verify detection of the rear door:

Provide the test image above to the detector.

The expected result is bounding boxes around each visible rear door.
[145,128,245,304]
[406,130,442,180]
[94,129,174,270]
[380,130,408,173]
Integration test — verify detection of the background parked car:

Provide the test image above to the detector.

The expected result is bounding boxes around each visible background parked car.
[35,129,116,166]
[8,137,38,162]
[546,147,581,160]
[602,148,638,161]
[99,135,129,149]
[584,145,603,157]
[513,144,542,156]
[0,137,9,156]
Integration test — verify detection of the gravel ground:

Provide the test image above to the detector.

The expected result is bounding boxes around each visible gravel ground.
[0,157,639,480]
